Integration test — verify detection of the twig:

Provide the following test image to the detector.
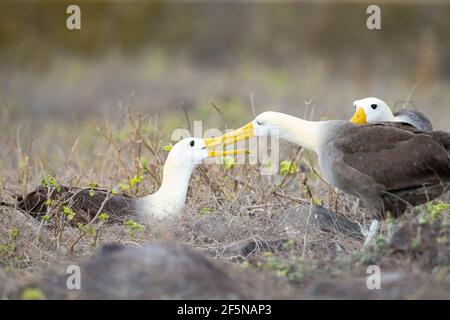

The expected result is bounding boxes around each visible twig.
[302,204,314,258]
[402,80,422,110]
[180,102,192,133]
[225,173,256,192]
[68,136,80,169]
[250,93,256,117]
[279,147,303,189]
[210,101,227,128]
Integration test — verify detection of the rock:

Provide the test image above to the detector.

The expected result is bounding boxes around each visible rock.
[301,273,450,299]
[387,220,450,270]
[275,204,364,241]
[37,243,244,299]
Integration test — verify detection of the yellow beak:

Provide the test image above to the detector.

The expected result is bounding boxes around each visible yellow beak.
[350,107,367,125]
[204,122,255,148]
[207,149,249,157]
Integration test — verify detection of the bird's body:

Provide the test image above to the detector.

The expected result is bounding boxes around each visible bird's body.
[15,186,137,224]
[7,138,246,225]
[212,112,450,245]
[318,121,450,220]
[351,97,433,131]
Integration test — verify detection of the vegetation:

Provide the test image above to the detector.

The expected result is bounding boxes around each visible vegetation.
[0,1,449,300]
[0,104,449,299]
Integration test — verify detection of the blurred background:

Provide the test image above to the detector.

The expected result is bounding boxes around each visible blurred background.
[0,0,449,179]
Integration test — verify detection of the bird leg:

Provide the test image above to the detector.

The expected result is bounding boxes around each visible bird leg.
[363,219,380,247]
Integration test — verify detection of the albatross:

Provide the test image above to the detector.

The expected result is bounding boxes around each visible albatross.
[205,112,450,246]
[6,138,246,224]
[350,97,433,131]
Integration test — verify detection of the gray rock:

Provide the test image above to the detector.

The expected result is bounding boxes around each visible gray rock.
[39,243,244,299]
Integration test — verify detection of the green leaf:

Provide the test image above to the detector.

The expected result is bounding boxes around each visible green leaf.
[129,175,144,187]
[8,228,20,240]
[88,182,98,189]
[125,219,144,238]
[89,226,97,237]
[119,183,130,191]
[99,213,109,222]
[279,160,298,176]
[139,157,148,167]
[88,182,97,197]
[63,206,76,220]
[427,201,449,221]
[162,145,172,152]
[220,157,235,170]
[198,207,213,217]
[40,175,60,192]
[21,288,45,300]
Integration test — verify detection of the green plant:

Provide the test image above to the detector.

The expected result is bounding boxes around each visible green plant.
[221,157,235,170]
[279,160,298,176]
[125,219,144,238]
[119,175,144,192]
[418,201,449,224]
[281,239,297,252]
[63,206,76,221]
[255,252,316,283]
[99,212,110,222]
[427,201,449,221]
[87,182,98,197]
[40,175,61,192]
[197,207,213,217]
[411,237,421,249]
[21,288,45,300]
[0,228,22,268]
[129,175,143,187]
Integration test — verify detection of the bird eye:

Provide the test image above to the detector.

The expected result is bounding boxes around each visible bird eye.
[256,121,262,125]
[190,140,195,147]
[371,104,378,110]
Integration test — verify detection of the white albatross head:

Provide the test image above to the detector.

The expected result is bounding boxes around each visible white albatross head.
[138,137,247,221]
[350,97,395,125]
[203,111,324,153]
[166,137,209,168]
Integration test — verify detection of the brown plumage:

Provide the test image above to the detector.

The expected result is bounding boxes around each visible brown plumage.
[332,122,450,219]
[14,186,137,225]
[214,111,450,245]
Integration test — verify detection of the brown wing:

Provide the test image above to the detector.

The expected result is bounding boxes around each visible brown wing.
[334,123,450,192]
[16,186,136,224]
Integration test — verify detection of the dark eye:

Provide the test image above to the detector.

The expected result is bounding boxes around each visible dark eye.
[190,140,195,147]
[256,121,262,125]
[371,104,378,110]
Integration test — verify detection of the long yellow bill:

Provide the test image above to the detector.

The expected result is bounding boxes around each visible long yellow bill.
[350,107,367,124]
[204,122,255,148]
[208,149,249,157]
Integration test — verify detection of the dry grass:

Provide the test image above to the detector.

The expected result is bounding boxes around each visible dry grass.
[0,102,449,299]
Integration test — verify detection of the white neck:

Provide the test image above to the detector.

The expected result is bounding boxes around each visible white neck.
[273,113,324,153]
[383,111,397,122]
[138,159,195,220]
